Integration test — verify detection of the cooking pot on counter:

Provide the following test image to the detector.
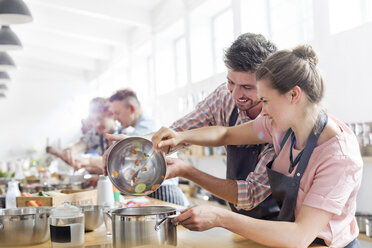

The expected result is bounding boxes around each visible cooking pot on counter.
[0,207,52,246]
[106,206,178,248]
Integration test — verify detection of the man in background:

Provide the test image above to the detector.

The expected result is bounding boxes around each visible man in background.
[108,89,189,206]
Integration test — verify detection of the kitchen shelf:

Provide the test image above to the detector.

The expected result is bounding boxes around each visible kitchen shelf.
[363,156,372,164]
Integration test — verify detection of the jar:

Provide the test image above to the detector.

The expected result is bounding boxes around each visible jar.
[49,201,84,247]
[5,180,21,209]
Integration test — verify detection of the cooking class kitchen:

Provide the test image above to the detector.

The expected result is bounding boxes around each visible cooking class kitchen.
[0,0,372,247]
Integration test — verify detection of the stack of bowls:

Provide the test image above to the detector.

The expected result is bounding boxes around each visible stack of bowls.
[79,205,104,231]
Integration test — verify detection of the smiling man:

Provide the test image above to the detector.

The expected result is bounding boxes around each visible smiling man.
[168,33,279,219]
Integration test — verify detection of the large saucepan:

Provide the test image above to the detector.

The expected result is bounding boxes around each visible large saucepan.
[106,206,178,248]
[0,207,52,246]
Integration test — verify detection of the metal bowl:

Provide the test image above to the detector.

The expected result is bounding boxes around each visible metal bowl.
[80,205,104,231]
[0,207,52,246]
[107,137,166,195]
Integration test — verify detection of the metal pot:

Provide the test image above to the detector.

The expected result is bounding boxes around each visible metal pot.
[0,207,52,246]
[106,206,178,248]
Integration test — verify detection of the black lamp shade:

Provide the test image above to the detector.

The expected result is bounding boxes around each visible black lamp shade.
[0,52,15,70]
[0,0,33,24]
[0,25,22,51]
[0,92,5,98]
[0,71,10,83]
[0,84,7,90]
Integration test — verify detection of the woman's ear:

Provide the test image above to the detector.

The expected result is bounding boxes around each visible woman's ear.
[290,86,301,103]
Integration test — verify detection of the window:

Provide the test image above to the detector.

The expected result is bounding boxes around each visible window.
[268,0,314,48]
[154,21,183,94]
[329,0,370,34]
[212,8,234,73]
[240,0,270,38]
[174,36,187,87]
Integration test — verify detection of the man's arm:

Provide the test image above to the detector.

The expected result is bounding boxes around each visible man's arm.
[166,157,238,203]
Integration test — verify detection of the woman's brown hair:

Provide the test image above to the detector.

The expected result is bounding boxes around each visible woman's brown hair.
[256,45,324,103]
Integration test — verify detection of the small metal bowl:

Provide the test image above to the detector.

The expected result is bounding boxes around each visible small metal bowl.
[79,205,104,231]
[106,137,166,196]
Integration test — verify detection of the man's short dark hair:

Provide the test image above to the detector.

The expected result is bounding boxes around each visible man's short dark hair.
[224,33,277,72]
[109,88,140,107]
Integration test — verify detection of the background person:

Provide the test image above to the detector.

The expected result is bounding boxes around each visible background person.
[108,89,189,206]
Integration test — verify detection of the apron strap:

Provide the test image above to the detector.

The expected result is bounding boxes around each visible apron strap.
[229,106,239,126]
[280,129,292,150]
[293,113,328,182]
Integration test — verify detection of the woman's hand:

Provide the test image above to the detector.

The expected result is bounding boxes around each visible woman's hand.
[152,127,183,153]
[173,205,224,231]
[165,157,192,179]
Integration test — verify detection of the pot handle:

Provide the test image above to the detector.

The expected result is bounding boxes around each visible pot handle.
[154,214,179,231]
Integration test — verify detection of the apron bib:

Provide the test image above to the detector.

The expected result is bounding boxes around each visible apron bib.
[226,107,279,219]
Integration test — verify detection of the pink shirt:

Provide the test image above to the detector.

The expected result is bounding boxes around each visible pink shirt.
[252,115,363,247]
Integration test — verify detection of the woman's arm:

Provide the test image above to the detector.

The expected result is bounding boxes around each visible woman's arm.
[176,205,332,248]
[152,121,264,151]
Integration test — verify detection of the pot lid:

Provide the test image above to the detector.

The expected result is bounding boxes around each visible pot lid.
[51,201,82,218]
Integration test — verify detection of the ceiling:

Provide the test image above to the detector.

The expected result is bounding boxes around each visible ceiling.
[0,0,198,160]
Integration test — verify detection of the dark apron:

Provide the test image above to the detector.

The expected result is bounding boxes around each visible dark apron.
[266,113,360,248]
[226,107,279,220]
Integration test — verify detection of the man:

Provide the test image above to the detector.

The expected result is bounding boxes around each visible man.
[108,89,189,206]
[105,33,278,219]
[61,97,120,173]
[166,33,279,219]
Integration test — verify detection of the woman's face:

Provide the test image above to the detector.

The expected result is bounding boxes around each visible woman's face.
[257,79,292,129]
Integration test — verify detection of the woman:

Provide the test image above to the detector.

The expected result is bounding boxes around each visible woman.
[152,45,362,247]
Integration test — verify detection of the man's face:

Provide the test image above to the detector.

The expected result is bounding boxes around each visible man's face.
[226,69,262,112]
[110,100,132,128]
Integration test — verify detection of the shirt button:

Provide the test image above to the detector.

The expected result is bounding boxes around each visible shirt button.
[297,173,301,177]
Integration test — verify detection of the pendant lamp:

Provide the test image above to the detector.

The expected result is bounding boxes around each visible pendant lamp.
[0,92,5,98]
[0,71,10,83]
[0,84,7,90]
[0,26,22,51]
[0,52,15,70]
[0,0,33,24]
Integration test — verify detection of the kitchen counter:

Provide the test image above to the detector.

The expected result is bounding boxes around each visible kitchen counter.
[22,197,327,248]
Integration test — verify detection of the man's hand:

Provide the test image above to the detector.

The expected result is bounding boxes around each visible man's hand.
[75,156,104,174]
[152,127,182,154]
[165,157,192,179]
[104,133,128,145]
[173,205,224,231]
[61,148,75,166]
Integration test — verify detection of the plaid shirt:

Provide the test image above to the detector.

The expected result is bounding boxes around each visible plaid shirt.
[170,82,275,210]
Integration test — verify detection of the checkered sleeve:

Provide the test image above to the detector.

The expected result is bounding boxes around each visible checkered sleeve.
[235,144,276,210]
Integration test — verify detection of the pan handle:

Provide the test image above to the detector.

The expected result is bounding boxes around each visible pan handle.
[154,214,179,231]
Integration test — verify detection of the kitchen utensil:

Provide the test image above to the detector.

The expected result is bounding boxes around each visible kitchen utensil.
[79,205,104,231]
[49,201,84,247]
[355,213,369,233]
[130,150,154,183]
[0,207,51,246]
[366,217,372,237]
[106,206,177,248]
[107,137,166,195]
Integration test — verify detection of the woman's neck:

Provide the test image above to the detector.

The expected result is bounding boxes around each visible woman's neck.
[291,106,319,150]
